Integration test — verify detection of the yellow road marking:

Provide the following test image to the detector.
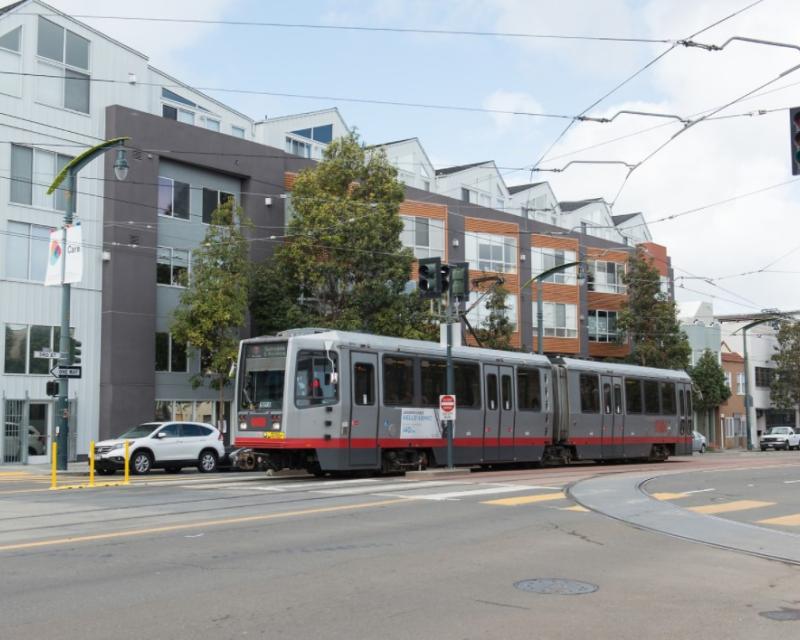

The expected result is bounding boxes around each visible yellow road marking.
[0,498,407,553]
[0,472,35,477]
[51,482,127,491]
[560,505,589,512]
[688,500,775,515]
[651,492,690,500]
[483,492,567,506]
[756,513,800,526]
[0,487,55,496]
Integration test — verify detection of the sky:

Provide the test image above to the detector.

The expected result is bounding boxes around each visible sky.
[44,0,800,316]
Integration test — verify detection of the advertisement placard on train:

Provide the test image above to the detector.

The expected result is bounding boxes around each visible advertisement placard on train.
[400,408,442,438]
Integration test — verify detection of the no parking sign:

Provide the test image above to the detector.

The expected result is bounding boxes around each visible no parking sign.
[439,394,456,421]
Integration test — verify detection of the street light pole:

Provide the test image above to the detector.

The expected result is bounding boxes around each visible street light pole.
[48,137,130,470]
[445,287,454,469]
[521,260,582,355]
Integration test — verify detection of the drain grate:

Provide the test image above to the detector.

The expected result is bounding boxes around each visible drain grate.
[760,608,800,622]
[514,578,598,595]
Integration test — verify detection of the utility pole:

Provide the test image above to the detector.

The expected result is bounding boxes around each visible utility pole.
[445,285,455,469]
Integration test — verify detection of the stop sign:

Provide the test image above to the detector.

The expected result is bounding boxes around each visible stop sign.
[439,394,456,420]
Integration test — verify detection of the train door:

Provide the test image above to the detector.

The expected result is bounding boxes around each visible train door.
[600,375,623,459]
[678,385,693,455]
[483,365,501,461]
[498,366,515,460]
[349,352,379,467]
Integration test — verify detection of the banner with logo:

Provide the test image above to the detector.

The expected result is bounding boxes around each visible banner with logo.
[44,224,83,286]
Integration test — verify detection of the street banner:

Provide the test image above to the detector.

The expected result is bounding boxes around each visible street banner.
[65,223,83,284]
[44,229,63,286]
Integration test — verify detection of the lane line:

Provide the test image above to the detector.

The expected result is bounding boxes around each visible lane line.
[688,500,775,515]
[756,513,800,526]
[483,492,567,506]
[0,498,408,553]
[408,485,549,501]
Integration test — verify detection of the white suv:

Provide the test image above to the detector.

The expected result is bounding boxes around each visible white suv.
[759,426,800,451]
[94,422,225,475]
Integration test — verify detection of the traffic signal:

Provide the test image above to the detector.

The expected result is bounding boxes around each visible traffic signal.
[791,107,800,176]
[418,257,441,298]
[69,337,82,366]
[450,262,469,300]
[440,263,451,294]
[46,380,59,397]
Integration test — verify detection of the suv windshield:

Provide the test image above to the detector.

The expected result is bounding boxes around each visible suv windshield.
[767,427,791,435]
[241,342,287,411]
[119,423,160,439]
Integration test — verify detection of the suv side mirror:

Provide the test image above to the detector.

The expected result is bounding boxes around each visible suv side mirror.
[155,431,167,439]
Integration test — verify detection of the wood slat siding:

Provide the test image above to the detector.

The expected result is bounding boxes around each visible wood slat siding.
[465,218,519,235]
[531,336,580,354]
[400,200,447,219]
[541,282,579,305]
[589,341,630,358]
[531,234,578,251]
[585,247,630,263]
[639,242,670,276]
[465,330,522,350]
[285,172,297,189]
[587,292,627,310]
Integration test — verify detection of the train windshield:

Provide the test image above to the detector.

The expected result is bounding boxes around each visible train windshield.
[240,342,287,411]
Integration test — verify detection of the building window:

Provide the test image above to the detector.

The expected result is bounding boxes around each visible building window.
[4,324,66,374]
[531,248,577,284]
[202,188,234,224]
[755,367,774,388]
[659,275,670,298]
[231,125,245,138]
[290,124,333,144]
[736,372,745,395]
[461,187,471,203]
[160,88,219,128]
[587,261,626,294]
[36,17,90,113]
[532,302,578,338]
[400,215,444,259]
[465,233,517,274]
[155,399,219,423]
[155,332,187,372]
[0,26,22,97]
[285,136,312,158]
[11,145,73,211]
[466,292,518,330]
[5,221,51,281]
[588,310,620,342]
[724,371,731,389]
[0,26,21,53]
[156,247,190,286]
[204,118,220,132]
[157,176,190,220]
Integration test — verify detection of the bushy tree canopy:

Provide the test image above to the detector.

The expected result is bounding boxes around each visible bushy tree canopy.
[690,349,731,411]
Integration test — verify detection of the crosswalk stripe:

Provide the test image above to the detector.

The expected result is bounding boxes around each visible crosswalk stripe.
[315,480,464,496]
[756,513,800,526]
[482,492,567,506]
[688,500,775,515]
[651,492,690,500]
[401,485,549,501]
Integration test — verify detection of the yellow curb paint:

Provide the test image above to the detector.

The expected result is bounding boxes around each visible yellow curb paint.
[651,492,690,500]
[0,498,408,553]
[50,482,126,491]
[560,505,589,512]
[482,492,567,506]
[688,500,775,515]
[756,513,800,526]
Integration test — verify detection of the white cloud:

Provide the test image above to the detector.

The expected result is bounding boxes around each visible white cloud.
[483,89,545,131]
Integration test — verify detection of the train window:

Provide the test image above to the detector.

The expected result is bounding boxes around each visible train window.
[643,380,660,414]
[353,362,375,406]
[487,373,498,410]
[661,382,676,415]
[420,359,447,407]
[501,374,512,411]
[517,368,541,411]
[579,374,600,413]
[625,378,642,414]
[603,383,612,414]
[295,350,339,408]
[383,356,414,405]
[686,390,693,427]
[614,384,622,414]
[454,362,481,408]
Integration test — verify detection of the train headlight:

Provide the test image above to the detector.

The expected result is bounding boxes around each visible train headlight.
[239,422,247,430]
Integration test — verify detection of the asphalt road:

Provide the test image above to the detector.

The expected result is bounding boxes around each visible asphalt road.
[1,454,799,640]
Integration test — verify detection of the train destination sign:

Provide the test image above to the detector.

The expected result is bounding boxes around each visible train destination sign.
[439,394,456,421]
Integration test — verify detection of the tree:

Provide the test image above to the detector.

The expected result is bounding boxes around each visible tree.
[617,249,691,370]
[770,321,800,410]
[474,285,515,351]
[250,132,438,340]
[171,200,250,432]
[690,349,731,437]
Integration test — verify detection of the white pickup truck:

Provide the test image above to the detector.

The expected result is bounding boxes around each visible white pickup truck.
[759,426,800,451]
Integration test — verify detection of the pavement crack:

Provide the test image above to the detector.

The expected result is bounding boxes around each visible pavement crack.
[551,523,604,546]
[474,599,529,610]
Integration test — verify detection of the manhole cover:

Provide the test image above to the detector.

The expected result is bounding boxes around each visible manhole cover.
[514,578,598,595]
[760,608,800,622]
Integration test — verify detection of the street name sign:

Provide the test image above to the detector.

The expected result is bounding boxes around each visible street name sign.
[50,365,82,379]
[34,350,65,359]
[439,394,456,421]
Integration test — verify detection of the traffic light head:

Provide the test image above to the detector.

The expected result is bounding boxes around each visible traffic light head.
[69,337,82,366]
[418,257,441,298]
[790,107,800,176]
[440,263,451,294]
[46,380,59,397]
[450,262,469,299]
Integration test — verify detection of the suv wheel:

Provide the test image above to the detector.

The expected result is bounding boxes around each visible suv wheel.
[198,450,218,473]
[131,450,153,475]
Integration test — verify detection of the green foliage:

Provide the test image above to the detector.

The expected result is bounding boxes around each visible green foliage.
[474,286,515,351]
[617,249,691,370]
[171,201,250,397]
[771,321,800,409]
[690,349,731,411]
[250,132,438,340]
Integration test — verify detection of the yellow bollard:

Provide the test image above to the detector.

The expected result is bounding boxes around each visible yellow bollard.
[50,442,57,490]
[123,440,130,485]
[89,440,95,488]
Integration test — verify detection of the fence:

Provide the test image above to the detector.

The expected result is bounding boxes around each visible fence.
[1,394,78,464]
